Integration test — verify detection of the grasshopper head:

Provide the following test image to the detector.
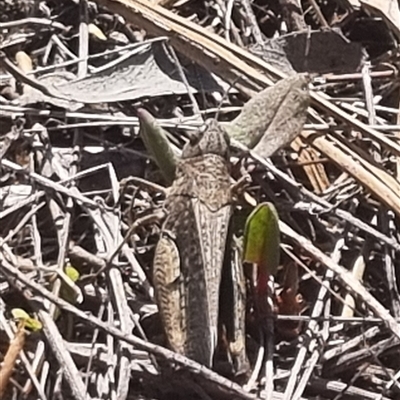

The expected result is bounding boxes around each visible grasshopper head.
[182,119,230,159]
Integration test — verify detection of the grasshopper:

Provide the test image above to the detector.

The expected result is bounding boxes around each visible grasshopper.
[153,119,234,368]
[143,74,310,373]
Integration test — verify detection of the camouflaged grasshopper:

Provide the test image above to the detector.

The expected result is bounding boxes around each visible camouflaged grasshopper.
[153,119,233,367]
[143,74,310,371]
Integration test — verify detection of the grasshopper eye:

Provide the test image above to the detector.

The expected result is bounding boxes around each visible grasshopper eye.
[188,123,206,145]
[188,131,201,145]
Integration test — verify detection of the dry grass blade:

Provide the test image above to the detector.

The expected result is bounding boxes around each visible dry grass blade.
[39,311,87,400]
[280,222,400,339]
[303,131,400,217]
[0,323,26,398]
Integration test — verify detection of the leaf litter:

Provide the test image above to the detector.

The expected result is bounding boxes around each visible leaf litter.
[0,0,400,399]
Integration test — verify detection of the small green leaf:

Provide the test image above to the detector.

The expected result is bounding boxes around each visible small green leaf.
[64,264,80,282]
[243,202,280,276]
[11,308,43,331]
[11,308,30,321]
[24,318,43,331]
[60,265,82,305]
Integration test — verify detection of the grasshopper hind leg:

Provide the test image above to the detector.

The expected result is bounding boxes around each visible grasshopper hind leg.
[217,234,250,378]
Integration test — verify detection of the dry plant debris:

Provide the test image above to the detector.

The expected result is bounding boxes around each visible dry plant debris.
[1,0,400,399]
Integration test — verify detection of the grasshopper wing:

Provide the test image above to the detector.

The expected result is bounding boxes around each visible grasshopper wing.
[153,231,186,354]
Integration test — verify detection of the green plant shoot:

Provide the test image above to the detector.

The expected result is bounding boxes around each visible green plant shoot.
[243,202,280,277]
